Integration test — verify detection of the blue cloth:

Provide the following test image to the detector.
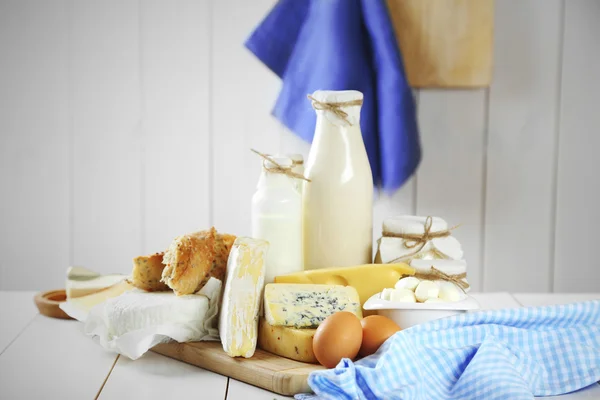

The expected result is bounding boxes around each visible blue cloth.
[296,301,600,400]
[245,0,420,192]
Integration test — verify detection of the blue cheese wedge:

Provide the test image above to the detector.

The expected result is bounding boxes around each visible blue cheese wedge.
[264,283,362,328]
[219,237,269,358]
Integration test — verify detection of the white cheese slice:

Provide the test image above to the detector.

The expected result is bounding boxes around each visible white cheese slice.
[61,279,134,321]
[66,266,126,299]
[219,237,268,358]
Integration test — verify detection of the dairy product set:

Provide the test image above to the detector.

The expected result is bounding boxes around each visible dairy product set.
[61,89,476,371]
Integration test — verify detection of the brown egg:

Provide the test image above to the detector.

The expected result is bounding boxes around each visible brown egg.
[359,315,401,357]
[313,311,363,368]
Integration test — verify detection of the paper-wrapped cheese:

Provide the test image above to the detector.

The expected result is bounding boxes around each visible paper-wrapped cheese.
[375,216,463,264]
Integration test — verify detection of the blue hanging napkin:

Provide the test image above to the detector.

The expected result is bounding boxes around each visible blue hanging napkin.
[296,301,600,400]
[245,0,420,192]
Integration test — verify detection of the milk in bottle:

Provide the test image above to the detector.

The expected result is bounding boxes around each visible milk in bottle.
[252,155,304,283]
[303,90,373,269]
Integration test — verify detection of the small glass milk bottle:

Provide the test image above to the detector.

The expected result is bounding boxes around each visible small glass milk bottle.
[252,155,303,283]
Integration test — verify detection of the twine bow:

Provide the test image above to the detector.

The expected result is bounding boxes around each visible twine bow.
[307,95,363,125]
[383,216,460,263]
[251,149,311,182]
[413,266,470,293]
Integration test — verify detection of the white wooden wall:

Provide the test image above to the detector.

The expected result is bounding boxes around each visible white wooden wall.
[1,0,599,292]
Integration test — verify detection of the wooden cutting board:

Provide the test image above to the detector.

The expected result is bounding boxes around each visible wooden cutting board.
[152,342,324,396]
[387,0,494,88]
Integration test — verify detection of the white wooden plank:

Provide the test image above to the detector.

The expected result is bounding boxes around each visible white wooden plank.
[469,292,521,311]
[483,0,562,292]
[99,351,228,399]
[0,291,37,353]
[140,0,211,254]
[227,379,292,400]
[0,0,70,290]
[514,293,600,307]
[211,0,282,236]
[554,0,600,292]
[416,90,486,291]
[0,315,118,399]
[71,0,142,275]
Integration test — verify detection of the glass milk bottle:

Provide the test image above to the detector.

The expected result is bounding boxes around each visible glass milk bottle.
[303,90,373,269]
[252,156,303,283]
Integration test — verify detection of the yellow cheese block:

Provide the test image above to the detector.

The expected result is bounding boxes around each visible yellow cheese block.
[257,318,317,363]
[274,263,414,308]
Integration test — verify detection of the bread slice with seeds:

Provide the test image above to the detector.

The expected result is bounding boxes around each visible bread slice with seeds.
[131,252,169,292]
[161,228,217,296]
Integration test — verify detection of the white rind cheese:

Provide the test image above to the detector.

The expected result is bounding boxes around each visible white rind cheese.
[219,237,269,358]
[264,283,362,328]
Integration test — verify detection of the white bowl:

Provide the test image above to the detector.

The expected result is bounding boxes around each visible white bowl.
[363,292,480,328]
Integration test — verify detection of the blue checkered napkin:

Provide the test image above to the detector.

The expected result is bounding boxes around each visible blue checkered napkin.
[296,300,600,400]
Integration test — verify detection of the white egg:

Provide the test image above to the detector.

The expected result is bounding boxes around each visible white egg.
[390,288,416,303]
[424,298,445,303]
[438,281,461,302]
[415,280,440,302]
[381,288,395,301]
[395,276,420,291]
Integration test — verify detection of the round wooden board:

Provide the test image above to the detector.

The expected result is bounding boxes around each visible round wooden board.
[34,289,73,319]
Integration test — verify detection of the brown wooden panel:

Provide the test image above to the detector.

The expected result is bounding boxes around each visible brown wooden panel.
[388,0,494,88]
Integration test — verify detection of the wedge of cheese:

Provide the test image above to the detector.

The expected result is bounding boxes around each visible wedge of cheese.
[273,263,415,308]
[264,283,362,328]
[257,317,317,363]
[219,237,268,358]
[66,266,126,299]
[62,279,134,321]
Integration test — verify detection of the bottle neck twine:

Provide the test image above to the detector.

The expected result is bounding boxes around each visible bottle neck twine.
[251,149,311,182]
[307,94,363,126]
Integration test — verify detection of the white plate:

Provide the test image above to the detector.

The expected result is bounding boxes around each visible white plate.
[363,292,480,328]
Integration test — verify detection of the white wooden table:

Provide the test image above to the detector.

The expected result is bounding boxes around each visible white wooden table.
[0,292,598,400]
